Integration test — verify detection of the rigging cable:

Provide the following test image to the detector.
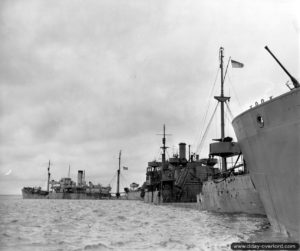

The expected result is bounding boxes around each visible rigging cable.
[119,173,127,191]
[120,172,129,187]
[227,74,242,107]
[225,102,234,121]
[166,150,170,159]
[196,102,219,155]
[153,148,161,161]
[224,106,231,136]
[108,172,117,186]
[193,68,220,149]
[223,57,231,83]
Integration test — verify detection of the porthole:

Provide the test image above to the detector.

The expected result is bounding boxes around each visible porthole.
[256,114,264,128]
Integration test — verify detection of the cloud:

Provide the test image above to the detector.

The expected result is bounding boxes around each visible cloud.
[0,0,299,194]
[4,169,12,176]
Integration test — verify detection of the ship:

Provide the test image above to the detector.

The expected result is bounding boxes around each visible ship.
[232,46,300,238]
[111,150,143,200]
[144,125,219,205]
[196,47,265,215]
[143,48,265,216]
[22,161,112,199]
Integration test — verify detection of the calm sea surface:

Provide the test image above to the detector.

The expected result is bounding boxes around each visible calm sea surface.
[0,195,292,251]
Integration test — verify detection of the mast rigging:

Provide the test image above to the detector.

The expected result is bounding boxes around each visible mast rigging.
[116,150,121,198]
[214,47,230,171]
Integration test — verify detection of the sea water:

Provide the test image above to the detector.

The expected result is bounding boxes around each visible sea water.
[0,195,292,251]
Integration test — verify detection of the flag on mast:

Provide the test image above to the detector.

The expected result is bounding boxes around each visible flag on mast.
[123,166,128,170]
[231,59,244,68]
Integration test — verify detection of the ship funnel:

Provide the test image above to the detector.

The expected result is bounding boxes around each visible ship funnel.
[179,143,186,160]
[77,170,83,186]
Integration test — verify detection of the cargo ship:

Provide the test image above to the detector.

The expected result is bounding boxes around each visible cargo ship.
[196,47,265,215]
[22,161,112,199]
[143,48,265,216]
[144,131,264,215]
[144,125,219,205]
[232,46,300,238]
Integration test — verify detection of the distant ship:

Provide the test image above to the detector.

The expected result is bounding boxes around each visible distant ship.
[110,150,142,200]
[232,46,299,238]
[22,162,112,199]
[143,125,219,205]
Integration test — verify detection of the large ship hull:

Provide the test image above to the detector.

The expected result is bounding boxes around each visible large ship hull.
[197,174,265,215]
[144,174,265,215]
[232,88,300,238]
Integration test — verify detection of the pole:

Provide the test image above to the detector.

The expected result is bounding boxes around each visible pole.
[157,124,171,166]
[220,47,225,141]
[116,150,121,198]
[216,47,228,171]
[47,160,50,193]
[162,124,166,164]
[213,48,232,172]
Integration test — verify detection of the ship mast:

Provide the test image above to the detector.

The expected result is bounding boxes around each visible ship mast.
[214,47,230,171]
[116,150,121,198]
[157,124,171,167]
[161,125,167,164]
[47,160,51,193]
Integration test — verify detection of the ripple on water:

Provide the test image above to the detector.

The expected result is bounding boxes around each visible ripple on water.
[84,242,112,250]
[116,215,127,221]
[0,196,293,251]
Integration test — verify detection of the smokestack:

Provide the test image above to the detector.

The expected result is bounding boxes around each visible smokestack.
[179,143,186,159]
[196,154,199,161]
[77,170,83,186]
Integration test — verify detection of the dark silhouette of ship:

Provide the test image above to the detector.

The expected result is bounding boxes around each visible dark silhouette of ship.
[22,162,111,199]
[144,125,218,204]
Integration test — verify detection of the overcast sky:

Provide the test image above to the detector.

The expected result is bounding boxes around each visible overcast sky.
[0,0,299,194]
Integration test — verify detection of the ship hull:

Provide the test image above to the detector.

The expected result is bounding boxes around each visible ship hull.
[125,190,143,200]
[22,189,49,199]
[197,174,265,215]
[143,175,265,215]
[22,189,111,200]
[232,88,300,238]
